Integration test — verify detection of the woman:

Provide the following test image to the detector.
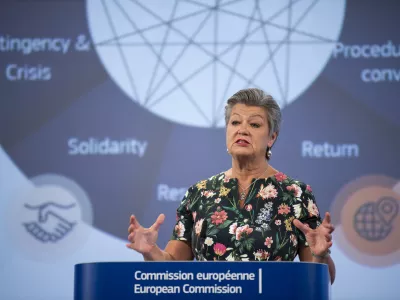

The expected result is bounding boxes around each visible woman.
[127,88,336,283]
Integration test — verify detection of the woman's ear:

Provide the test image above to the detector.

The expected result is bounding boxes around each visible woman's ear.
[268,132,278,148]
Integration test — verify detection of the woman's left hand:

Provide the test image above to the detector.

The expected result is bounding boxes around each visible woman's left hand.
[293,212,335,256]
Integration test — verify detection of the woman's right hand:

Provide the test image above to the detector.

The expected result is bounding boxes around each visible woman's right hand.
[126,214,165,255]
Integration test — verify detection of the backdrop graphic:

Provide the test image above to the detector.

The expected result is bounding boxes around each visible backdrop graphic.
[0,1,399,300]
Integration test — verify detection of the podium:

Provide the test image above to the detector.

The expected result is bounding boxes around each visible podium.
[74,261,330,300]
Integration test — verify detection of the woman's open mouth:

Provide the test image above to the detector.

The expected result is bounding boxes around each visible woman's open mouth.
[235,139,250,146]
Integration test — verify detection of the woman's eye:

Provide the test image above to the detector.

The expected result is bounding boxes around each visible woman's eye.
[231,121,239,125]
[251,123,260,128]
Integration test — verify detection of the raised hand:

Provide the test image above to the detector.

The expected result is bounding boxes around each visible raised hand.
[293,212,335,257]
[126,214,165,255]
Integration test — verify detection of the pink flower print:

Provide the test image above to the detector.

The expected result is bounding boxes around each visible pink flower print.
[211,210,228,225]
[201,190,216,198]
[215,198,221,204]
[275,172,287,182]
[275,220,281,226]
[287,184,302,198]
[195,218,204,235]
[213,243,227,256]
[229,222,237,235]
[306,185,312,192]
[264,237,273,248]
[290,234,298,247]
[245,204,252,211]
[254,250,270,261]
[175,222,185,238]
[235,224,253,240]
[278,204,291,215]
[257,183,278,200]
[307,199,319,216]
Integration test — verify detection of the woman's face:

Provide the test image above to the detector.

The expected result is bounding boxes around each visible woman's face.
[226,104,276,160]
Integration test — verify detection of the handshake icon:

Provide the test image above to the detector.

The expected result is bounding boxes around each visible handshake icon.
[23,202,77,243]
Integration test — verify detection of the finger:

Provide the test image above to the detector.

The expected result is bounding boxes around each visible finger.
[326,234,332,242]
[130,215,141,228]
[128,224,134,234]
[325,223,335,233]
[150,214,165,231]
[322,212,331,225]
[293,219,310,235]
[128,231,136,243]
[320,222,334,232]
[126,243,137,250]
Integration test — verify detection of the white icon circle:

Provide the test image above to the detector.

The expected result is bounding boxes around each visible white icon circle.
[6,175,93,262]
[87,0,346,127]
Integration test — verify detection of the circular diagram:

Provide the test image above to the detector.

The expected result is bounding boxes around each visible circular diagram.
[86,0,346,127]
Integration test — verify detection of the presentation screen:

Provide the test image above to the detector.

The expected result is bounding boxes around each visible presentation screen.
[0,1,399,300]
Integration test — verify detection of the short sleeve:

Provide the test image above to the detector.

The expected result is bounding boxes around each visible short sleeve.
[170,186,194,243]
[297,183,322,247]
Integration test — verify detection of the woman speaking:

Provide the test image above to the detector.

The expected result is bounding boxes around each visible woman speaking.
[127,88,336,283]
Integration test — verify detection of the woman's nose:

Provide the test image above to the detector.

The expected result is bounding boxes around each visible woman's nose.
[238,125,249,135]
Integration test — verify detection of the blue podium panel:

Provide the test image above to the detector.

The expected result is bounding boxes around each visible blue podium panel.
[74,262,330,300]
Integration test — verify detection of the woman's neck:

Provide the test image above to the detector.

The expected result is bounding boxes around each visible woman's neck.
[229,158,270,182]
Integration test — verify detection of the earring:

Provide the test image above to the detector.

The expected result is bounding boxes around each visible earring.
[266,147,272,160]
[227,148,230,154]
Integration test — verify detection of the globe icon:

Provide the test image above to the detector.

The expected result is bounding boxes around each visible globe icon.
[353,197,398,241]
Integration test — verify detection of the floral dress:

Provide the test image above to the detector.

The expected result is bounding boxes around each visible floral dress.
[170,172,322,261]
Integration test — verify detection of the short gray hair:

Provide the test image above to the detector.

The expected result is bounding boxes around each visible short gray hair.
[224,88,282,138]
